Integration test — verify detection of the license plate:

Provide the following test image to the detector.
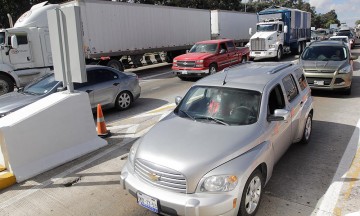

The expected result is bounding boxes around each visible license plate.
[181,70,188,74]
[255,52,261,54]
[137,192,159,213]
[314,80,324,85]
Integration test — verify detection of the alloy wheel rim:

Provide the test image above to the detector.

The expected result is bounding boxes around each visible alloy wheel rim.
[118,93,131,108]
[210,67,216,74]
[245,176,262,214]
[305,116,312,140]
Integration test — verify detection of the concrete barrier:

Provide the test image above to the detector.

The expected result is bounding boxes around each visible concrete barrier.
[0,91,107,182]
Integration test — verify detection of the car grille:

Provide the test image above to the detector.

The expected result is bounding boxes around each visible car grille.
[250,38,266,51]
[306,77,333,85]
[304,70,335,73]
[135,159,187,193]
[177,61,196,68]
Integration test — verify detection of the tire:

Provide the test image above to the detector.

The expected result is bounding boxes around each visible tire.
[300,113,312,144]
[297,42,303,55]
[115,91,133,111]
[0,75,14,95]
[209,64,217,75]
[276,46,283,61]
[107,59,125,71]
[344,85,352,95]
[241,56,247,63]
[178,76,190,81]
[239,169,264,216]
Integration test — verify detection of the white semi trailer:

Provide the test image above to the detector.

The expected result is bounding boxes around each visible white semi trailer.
[0,0,211,95]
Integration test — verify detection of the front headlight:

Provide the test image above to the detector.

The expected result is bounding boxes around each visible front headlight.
[128,140,140,166]
[200,175,238,192]
[339,65,351,74]
[269,44,276,48]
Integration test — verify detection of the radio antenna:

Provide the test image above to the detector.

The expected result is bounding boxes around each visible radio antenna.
[222,68,229,85]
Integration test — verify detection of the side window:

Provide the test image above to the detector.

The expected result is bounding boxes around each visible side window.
[282,74,299,102]
[219,43,227,53]
[226,41,235,51]
[294,69,308,91]
[268,84,285,115]
[17,34,28,45]
[93,69,118,83]
[279,24,283,32]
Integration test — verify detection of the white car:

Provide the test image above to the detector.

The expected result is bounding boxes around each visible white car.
[329,36,351,50]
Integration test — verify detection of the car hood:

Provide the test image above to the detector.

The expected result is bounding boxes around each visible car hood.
[136,113,262,192]
[174,52,214,61]
[251,31,276,40]
[0,92,41,115]
[300,59,348,72]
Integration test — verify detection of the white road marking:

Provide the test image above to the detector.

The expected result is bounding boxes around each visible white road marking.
[313,119,360,215]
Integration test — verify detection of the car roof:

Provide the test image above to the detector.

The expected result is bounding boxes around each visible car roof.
[197,39,232,44]
[309,40,345,47]
[195,62,299,93]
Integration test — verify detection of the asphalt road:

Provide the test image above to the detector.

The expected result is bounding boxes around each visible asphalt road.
[0,46,360,216]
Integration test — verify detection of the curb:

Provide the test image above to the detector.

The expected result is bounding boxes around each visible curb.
[0,171,16,190]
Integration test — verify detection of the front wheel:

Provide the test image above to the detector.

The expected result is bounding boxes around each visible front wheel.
[300,113,312,144]
[0,75,14,95]
[239,169,264,216]
[276,47,283,61]
[209,64,217,75]
[115,91,133,111]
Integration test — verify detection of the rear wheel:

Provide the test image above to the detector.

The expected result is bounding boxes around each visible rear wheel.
[300,113,312,144]
[238,169,264,216]
[0,75,14,95]
[107,59,125,71]
[115,91,133,111]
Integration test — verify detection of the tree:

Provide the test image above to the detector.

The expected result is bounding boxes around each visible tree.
[356,20,360,26]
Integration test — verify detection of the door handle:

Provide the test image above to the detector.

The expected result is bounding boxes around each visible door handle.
[113,83,120,86]
[85,90,93,93]
[27,57,31,61]
[300,101,304,106]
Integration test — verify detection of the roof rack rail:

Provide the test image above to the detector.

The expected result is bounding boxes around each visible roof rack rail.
[268,63,293,74]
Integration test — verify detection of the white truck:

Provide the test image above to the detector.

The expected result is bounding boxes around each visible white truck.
[248,6,311,61]
[211,10,257,46]
[0,0,211,95]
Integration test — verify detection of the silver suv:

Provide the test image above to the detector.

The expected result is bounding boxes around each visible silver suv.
[121,62,314,216]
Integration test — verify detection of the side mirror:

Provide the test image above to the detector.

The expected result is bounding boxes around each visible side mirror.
[249,28,253,35]
[175,96,182,105]
[11,35,18,49]
[267,109,290,122]
[284,26,288,34]
[294,55,300,59]
[219,49,226,54]
[350,55,358,60]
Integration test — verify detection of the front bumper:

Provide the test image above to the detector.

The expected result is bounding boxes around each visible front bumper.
[250,50,277,58]
[120,163,237,216]
[172,68,209,77]
[304,72,352,90]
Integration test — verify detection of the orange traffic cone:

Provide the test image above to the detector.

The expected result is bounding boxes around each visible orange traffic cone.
[97,104,111,138]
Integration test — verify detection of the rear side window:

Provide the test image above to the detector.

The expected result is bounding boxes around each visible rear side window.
[282,74,299,102]
[294,69,308,91]
[226,41,235,51]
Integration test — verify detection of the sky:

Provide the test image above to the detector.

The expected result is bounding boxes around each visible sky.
[306,0,360,27]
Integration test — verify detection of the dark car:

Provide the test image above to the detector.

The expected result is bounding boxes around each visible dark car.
[0,65,141,117]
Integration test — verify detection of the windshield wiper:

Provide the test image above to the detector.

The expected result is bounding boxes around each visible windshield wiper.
[194,115,229,126]
[179,109,195,121]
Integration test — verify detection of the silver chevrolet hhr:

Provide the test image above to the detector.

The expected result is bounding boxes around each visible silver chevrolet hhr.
[121,62,314,216]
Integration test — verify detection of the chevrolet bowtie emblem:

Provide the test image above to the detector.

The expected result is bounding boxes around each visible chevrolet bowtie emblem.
[148,173,161,182]
[183,62,188,65]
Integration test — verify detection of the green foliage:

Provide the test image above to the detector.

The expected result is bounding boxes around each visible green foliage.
[356,20,360,26]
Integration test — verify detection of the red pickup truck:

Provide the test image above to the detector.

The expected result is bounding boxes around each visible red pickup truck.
[172,39,250,80]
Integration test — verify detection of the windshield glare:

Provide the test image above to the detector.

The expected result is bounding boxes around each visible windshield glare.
[189,43,218,53]
[301,46,347,61]
[257,24,277,32]
[23,74,60,95]
[175,86,261,125]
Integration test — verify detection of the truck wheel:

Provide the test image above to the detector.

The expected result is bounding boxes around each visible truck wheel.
[238,169,264,216]
[297,42,303,54]
[0,75,14,95]
[276,47,283,61]
[107,59,125,71]
[209,64,217,75]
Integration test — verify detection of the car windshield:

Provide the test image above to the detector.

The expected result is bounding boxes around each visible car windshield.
[189,43,218,53]
[257,24,277,32]
[315,30,327,36]
[175,86,261,126]
[301,45,347,61]
[23,74,60,95]
[337,31,352,37]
